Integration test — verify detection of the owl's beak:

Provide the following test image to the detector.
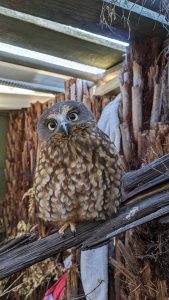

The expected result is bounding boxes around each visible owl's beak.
[60,121,69,135]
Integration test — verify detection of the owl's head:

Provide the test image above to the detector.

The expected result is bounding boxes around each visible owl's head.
[38,100,95,141]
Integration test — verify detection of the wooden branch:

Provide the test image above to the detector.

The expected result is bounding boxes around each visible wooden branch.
[150,73,161,128]
[1,154,169,279]
[83,190,169,249]
[132,61,143,142]
[120,122,132,163]
[0,222,103,279]
[0,232,38,255]
[1,187,169,279]
[119,70,132,162]
[119,71,130,123]
[122,153,169,200]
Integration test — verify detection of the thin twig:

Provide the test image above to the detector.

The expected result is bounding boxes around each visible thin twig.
[72,280,104,300]
[0,274,24,297]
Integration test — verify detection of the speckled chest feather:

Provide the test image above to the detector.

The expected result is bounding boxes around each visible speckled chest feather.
[34,123,122,225]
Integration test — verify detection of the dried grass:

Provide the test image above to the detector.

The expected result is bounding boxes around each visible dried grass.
[110,225,169,299]
[0,220,64,300]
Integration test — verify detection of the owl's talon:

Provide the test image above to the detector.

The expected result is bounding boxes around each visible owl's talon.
[58,230,65,238]
[22,188,35,200]
[58,222,76,236]
[70,223,76,235]
[30,224,38,232]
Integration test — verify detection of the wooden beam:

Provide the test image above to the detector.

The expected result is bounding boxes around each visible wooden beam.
[0,13,123,71]
[102,63,123,82]
[91,77,119,96]
[0,6,127,52]
[0,0,167,45]
[0,51,100,82]
[91,64,122,95]
[103,0,169,26]
[0,0,129,42]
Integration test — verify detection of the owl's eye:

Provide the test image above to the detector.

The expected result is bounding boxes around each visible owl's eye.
[67,112,79,121]
[47,119,57,131]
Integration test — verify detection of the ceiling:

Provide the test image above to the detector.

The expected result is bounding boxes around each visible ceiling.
[0,0,168,109]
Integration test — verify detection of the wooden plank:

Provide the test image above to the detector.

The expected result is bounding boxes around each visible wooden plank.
[0,14,123,70]
[0,0,129,41]
[129,0,161,13]
[91,63,121,95]
[0,0,166,39]
[0,51,100,82]
[92,77,120,96]
[104,0,169,26]
[102,63,123,82]
[0,6,127,52]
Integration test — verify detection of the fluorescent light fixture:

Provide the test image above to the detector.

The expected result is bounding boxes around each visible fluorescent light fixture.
[0,84,54,96]
[0,42,105,75]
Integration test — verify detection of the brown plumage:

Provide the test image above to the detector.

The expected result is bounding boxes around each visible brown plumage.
[33,100,122,234]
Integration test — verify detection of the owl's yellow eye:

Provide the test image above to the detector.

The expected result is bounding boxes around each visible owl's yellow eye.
[47,119,57,131]
[67,112,79,121]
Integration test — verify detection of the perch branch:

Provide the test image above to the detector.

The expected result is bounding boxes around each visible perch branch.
[0,189,169,279]
[0,154,169,279]
[122,153,169,200]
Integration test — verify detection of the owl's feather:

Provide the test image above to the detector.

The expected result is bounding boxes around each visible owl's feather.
[33,101,122,229]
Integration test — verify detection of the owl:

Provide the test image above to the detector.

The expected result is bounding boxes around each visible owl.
[32,100,122,235]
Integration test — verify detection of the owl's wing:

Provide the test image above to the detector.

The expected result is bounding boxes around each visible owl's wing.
[97,127,110,139]
[96,126,119,154]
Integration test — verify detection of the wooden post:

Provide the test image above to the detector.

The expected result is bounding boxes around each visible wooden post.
[132,61,143,142]
[119,70,132,162]
[67,249,80,300]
